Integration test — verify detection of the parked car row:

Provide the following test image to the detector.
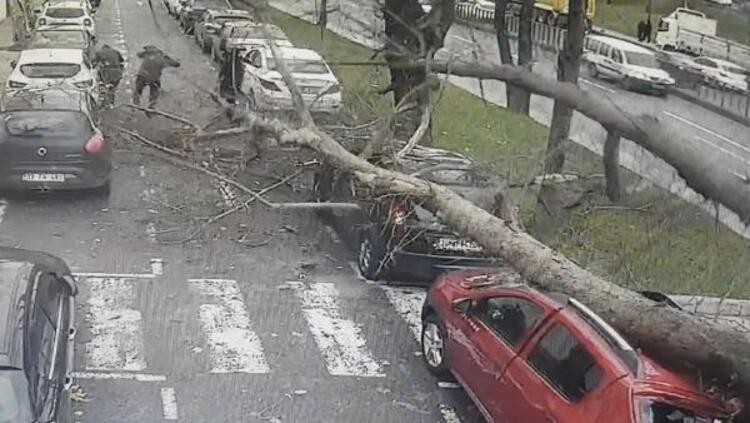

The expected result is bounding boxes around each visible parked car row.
[163,0,343,114]
[0,0,112,196]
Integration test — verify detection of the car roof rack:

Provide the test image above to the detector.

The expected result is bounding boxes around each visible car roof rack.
[568,298,641,375]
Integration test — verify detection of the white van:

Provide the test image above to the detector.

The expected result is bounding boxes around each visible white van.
[584,35,675,95]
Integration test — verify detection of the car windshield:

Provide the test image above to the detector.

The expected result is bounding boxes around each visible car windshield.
[46,7,85,18]
[0,371,33,423]
[626,52,659,68]
[267,58,328,74]
[19,63,81,78]
[233,26,285,39]
[30,33,85,48]
[2,110,91,137]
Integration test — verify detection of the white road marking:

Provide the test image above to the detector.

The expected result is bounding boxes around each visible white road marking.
[161,387,179,420]
[382,287,426,341]
[580,78,616,94]
[695,136,749,163]
[0,199,7,228]
[72,371,166,382]
[84,278,147,371]
[74,272,155,279]
[297,282,385,377]
[437,381,462,389]
[439,404,463,423]
[189,279,270,374]
[147,222,157,243]
[150,258,164,276]
[663,111,745,152]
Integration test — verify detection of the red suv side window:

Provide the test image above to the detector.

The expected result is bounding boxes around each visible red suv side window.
[475,296,544,348]
[527,324,603,403]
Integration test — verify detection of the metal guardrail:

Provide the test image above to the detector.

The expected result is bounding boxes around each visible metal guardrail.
[454,1,567,51]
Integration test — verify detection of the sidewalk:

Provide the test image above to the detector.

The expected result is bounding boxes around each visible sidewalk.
[0,18,19,83]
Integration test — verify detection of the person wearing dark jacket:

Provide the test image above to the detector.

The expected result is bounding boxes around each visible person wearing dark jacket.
[218,47,245,103]
[92,44,124,107]
[133,45,180,108]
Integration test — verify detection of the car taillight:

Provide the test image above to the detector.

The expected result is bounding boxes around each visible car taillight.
[84,18,92,26]
[8,81,27,88]
[259,78,281,92]
[74,79,93,89]
[84,133,106,155]
[37,18,46,25]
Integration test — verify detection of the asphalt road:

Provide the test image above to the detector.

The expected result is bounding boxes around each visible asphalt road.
[0,1,481,422]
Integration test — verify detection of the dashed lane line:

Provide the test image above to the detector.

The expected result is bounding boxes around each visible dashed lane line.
[72,371,167,382]
[663,110,748,155]
[0,199,7,229]
[161,387,179,420]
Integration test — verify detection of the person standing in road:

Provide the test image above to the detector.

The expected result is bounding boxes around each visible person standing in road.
[644,19,653,43]
[133,45,181,108]
[92,44,125,107]
[637,20,646,41]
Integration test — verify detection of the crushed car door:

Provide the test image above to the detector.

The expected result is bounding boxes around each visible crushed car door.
[468,295,546,422]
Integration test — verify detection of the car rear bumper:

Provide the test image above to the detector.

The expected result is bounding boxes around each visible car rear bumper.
[0,161,111,192]
[389,249,504,285]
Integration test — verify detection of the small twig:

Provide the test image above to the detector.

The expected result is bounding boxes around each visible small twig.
[590,204,652,213]
[122,104,200,129]
[113,126,188,158]
[235,237,273,248]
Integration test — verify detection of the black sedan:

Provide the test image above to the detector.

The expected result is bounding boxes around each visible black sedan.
[0,247,78,423]
[314,144,505,285]
[0,89,112,194]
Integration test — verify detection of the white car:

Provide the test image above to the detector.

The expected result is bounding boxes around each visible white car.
[35,1,96,36]
[240,46,342,113]
[688,56,749,92]
[6,49,97,93]
[584,35,675,95]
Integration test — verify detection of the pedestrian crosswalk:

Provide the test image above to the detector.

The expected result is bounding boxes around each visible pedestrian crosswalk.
[76,274,429,379]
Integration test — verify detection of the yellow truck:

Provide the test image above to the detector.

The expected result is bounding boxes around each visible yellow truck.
[476,0,595,27]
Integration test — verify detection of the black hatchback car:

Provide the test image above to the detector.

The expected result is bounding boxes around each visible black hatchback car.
[314,145,505,284]
[0,247,77,423]
[0,89,112,195]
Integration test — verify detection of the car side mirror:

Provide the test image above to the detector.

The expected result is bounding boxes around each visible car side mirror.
[60,275,78,296]
[451,298,472,314]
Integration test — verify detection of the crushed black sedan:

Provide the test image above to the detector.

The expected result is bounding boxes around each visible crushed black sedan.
[0,89,111,195]
[314,144,506,285]
[0,247,78,423]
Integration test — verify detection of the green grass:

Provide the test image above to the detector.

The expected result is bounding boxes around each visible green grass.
[271,11,750,299]
[595,0,750,44]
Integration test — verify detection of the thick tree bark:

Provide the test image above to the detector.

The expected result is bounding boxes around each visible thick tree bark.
[514,0,534,115]
[603,129,622,202]
[493,0,530,115]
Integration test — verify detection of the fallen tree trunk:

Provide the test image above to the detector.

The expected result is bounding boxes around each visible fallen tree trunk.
[250,116,750,398]
[391,59,750,226]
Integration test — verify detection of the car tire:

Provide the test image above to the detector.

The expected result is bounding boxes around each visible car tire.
[421,313,452,379]
[356,226,391,280]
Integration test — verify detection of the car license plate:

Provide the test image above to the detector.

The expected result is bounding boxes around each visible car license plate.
[21,173,65,183]
[433,238,483,253]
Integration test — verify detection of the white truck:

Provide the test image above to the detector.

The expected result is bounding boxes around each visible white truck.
[655,7,750,69]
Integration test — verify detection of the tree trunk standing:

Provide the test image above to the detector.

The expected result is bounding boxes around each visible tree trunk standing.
[514,0,534,115]
[10,0,30,43]
[318,0,328,39]
[381,0,453,146]
[535,0,585,233]
[494,0,524,114]
[603,129,621,202]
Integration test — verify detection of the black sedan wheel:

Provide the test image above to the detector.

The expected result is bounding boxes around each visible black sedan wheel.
[357,227,390,280]
[421,313,451,378]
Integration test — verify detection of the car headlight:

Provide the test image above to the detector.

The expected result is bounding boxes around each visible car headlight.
[74,79,93,88]
[8,80,27,88]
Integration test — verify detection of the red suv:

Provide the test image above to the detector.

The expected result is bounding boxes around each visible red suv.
[420,270,734,423]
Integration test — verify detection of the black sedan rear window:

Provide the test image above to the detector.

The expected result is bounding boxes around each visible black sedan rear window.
[19,63,80,78]
[45,7,85,18]
[2,111,92,137]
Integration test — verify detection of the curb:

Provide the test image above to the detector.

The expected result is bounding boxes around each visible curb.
[668,87,750,127]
